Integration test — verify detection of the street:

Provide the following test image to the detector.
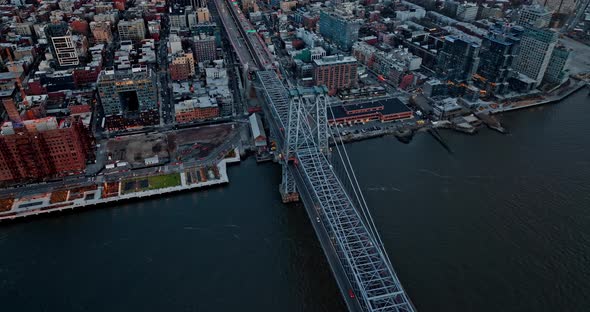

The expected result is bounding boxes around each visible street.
[157,14,175,125]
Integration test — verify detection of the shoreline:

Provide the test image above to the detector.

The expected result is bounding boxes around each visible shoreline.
[1,83,587,223]
[489,79,588,114]
[338,81,589,143]
[0,149,241,222]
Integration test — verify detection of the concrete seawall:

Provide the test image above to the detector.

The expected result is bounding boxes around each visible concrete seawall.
[490,81,588,114]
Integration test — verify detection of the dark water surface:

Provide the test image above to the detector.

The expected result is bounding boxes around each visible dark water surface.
[1,90,589,312]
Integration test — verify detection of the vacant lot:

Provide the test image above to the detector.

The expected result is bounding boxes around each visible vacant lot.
[170,124,235,161]
[107,133,170,167]
[107,124,237,167]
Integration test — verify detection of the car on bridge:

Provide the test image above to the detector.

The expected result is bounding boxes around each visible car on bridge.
[348,289,355,299]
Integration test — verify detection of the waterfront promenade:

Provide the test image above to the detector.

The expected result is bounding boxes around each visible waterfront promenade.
[1,82,586,222]
[489,79,588,114]
[0,149,241,221]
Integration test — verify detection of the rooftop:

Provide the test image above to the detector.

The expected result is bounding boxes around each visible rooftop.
[99,66,152,81]
[0,71,19,81]
[329,98,411,120]
[175,97,218,110]
[0,116,79,135]
[314,55,357,66]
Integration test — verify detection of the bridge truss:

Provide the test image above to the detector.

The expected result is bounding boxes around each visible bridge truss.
[256,70,416,312]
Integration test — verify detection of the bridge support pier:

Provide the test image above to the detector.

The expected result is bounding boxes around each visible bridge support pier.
[240,64,252,100]
[279,163,299,203]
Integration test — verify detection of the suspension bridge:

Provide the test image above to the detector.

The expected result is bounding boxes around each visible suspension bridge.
[212,0,417,310]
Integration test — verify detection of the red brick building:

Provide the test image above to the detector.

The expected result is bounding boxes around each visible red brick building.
[70,19,90,36]
[26,79,47,95]
[303,15,319,31]
[174,97,219,123]
[114,0,126,11]
[170,62,192,81]
[170,52,195,81]
[0,116,93,184]
[328,98,413,125]
[313,55,358,95]
[73,64,102,87]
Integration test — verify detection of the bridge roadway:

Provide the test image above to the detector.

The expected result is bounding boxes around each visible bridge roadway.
[211,0,416,308]
[212,0,256,69]
[211,0,274,70]
[256,71,416,312]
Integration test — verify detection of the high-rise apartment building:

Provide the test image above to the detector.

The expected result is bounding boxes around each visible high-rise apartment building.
[90,21,113,44]
[516,5,552,28]
[193,34,217,63]
[475,24,523,94]
[456,2,479,22]
[186,7,198,28]
[97,66,159,129]
[542,0,577,14]
[118,19,146,42]
[313,55,358,93]
[45,22,79,67]
[319,11,361,51]
[170,6,189,29]
[170,52,196,81]
[436,36,480,82]
[544,45,570,84]
[513,27,557,86]
[0,116,92,183]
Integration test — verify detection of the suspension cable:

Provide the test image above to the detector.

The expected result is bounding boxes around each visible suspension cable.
[326,104,398,269]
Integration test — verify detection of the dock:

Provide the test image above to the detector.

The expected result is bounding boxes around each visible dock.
[476,113,506,133]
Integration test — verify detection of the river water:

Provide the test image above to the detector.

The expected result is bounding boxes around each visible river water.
[1,89,589,311]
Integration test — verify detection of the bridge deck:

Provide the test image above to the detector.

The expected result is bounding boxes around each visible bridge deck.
[255,71,416,312]
[212,0,275,70]
[212,0,257,69]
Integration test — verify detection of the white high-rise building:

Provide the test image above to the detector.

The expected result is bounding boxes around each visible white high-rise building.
[514,27,558,86]
[45,23,79,67]
[516,5,552,28]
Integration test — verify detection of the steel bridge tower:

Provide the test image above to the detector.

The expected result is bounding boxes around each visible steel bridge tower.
[280,86,329,203]
[255,70,416,312]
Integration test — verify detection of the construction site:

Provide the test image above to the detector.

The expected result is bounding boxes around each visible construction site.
[169,123,235,163]
[105,123,238,168]
[107,133,170,168]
